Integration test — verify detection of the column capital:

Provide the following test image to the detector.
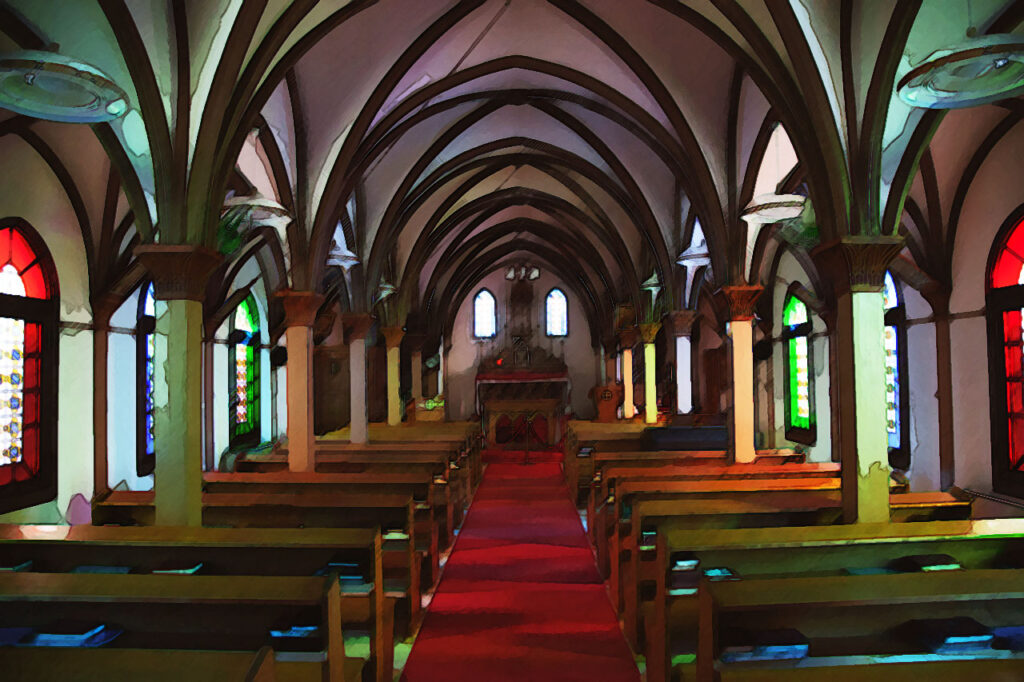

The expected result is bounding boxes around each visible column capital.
[91,292,123,329]
[404,331,428,351]
[638,322,661,344]
[342,313,374,342]
[382,325,405,349]
[618,327,639,349]
[719,285,763,321]
[665,310,698,337]
[276,289,324,327]
[812,235,904,294]
[134,245,222,301]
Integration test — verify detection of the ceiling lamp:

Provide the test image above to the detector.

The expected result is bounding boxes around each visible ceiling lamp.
[374,282,397,305]
[223,194,289,218]
[741,193,806,223]
[898,34,1024,109]
[0,50,129,123]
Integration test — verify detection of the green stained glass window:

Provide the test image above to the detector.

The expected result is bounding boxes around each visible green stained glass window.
[782,294,815,439]
[229,295,260,446]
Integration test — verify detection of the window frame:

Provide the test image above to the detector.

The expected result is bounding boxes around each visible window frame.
[135,281,156,476]
[545,287,569,337]
[0,218,59,515]
[228,294,261,448]
[986,206,1024,498]
[472,288,497,339]
[883,272,911,471]
[781,291,816,446]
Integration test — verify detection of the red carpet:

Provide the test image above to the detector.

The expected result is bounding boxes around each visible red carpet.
[401,461,640,681]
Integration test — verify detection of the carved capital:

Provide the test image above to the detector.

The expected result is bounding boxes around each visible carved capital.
[91,292,123,329]
[665,310,698,337]
[638,322,661,344]
[618,327,639,349]
[134,245,222,301]
[404,331,428,352]
[276,289,324,328]
[342,313,374,342]
[812,236,904,294]
[614,303,636,331]
[382,325,405,350]
[719,285,763,321]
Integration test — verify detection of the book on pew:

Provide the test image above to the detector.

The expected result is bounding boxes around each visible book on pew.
[0,627,33,646]
[889,554,962,572]
[21,621,122,648]
[152,560,204,575]
[669,551,699,572]
[894,617,993,654]
[71,565,132,574]
[0,559,31,572]
[384,528,410,541]
[703,567,739,581]
[992,625,1024,651]
[719,628,810,662]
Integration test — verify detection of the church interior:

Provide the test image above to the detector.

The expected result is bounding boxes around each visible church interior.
[2,0,1024,680]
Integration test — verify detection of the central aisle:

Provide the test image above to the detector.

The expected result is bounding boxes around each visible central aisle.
[401,461,641,681]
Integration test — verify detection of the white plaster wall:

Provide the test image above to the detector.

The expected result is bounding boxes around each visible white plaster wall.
[946,120,1024,492]
[0,135,94,523]
[446,268,598,420]
[902,283,941,491]
[106,288,153,491]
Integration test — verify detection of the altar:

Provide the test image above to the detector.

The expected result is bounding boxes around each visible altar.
[476,343,570,449]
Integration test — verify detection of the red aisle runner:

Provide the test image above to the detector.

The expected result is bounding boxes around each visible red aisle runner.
[401,459,641,682]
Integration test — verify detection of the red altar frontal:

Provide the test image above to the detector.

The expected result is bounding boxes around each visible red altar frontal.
[476,347,570,449]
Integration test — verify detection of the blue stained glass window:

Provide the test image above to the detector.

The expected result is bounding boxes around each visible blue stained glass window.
[883,272,901,450]
[136,282,156,476]
[473,289,496,338]
[546,288,568,336]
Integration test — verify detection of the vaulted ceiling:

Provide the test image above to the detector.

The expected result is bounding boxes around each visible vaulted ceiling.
[0,0,1021,346]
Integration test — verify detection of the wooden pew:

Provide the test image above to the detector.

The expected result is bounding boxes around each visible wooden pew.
[5,645,363,682]
[0,572,370,682]
[91,490,423,637]
[203,471,452,583]
[0,524,394,682]
[644,519,1024,682]
[698,569,1024,681]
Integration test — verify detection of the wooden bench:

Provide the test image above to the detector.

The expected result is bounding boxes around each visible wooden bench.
[4,645,366,681]
[643,519,1024,682]
[0,572,371,682]
[0,524,394,682]
[92,490,423,637]
[204,471,453,583]
[698,569,1024,681]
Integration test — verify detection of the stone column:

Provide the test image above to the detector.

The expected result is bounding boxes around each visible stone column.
[721,285,763,464]
[815,237,903,523]
[382,326,405,426]
[639,323,661,424]
[91,294,119,499]
[135,245,222,526]
[602,335,617,386]
[343,314,374,444]
[924,287,956,490]
[619,328,638,419]
[278,290,324,473]
[666,311,698,414]
[407,333,426,402]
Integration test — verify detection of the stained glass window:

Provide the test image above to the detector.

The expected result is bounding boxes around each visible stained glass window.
[473,289,496,338]
[989,217,1024,490]
[883,271,909,469]
[0,221,57,514]
[546,288,568,336]
[230,295,260,445]
[135,282,156,476]
[782,294,815,440]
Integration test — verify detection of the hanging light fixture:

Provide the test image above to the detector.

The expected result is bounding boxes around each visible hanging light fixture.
[898,33,1024,109]
[326,244,359,271]
[0,49,129,123]
[374,282,397,305]
[223,194,289,219]
[741,193,806,223]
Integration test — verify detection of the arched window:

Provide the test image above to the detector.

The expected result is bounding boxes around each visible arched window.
[986,212,1024,496]
[546,288,568,337]
[473,289,496,338]
[229,294,260,446]
[0,221,58,514]
[883,272,910,470]
[782,293,815,444]
[135,282,156,476]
